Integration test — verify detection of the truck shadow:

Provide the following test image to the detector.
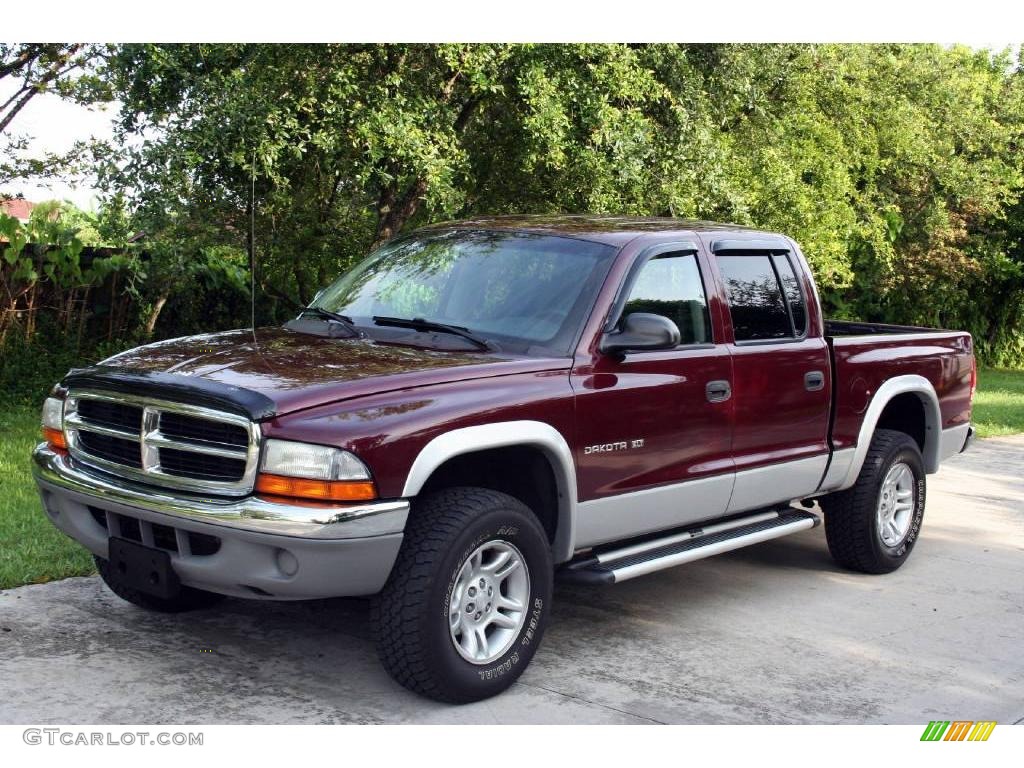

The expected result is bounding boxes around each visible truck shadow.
[708,530,841,573]
[234,528,844,649]
[249,528,842,626]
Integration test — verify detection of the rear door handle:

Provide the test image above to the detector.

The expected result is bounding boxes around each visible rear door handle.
[804,371,825,392]
[706,380,732,403]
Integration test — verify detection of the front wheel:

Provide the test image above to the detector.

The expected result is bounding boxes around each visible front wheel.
[820,429,926,574]
[373,487,553,703]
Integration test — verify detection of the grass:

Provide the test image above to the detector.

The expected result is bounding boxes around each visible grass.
[0,404,94,590]
[0,368,1022,591]
[973,368,1024,438]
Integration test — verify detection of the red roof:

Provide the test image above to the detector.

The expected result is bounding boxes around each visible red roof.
[1,199,34,221]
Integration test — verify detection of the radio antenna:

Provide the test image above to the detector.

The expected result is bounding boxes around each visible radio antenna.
[249,148,257,345]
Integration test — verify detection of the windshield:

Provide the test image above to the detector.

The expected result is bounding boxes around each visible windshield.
[311,230,617,355]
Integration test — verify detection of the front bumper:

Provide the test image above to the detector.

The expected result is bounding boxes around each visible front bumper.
[32,444,408,599]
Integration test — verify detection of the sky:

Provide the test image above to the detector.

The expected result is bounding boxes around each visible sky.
[0,86,120,210]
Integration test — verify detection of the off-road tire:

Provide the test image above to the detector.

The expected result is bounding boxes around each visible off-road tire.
[373,487,553,703]
[94,555,226,613]
[820,429,926,574]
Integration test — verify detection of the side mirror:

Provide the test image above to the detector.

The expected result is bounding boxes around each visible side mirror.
[600,313,681,355]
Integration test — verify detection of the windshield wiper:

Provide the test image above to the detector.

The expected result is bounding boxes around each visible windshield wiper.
[299,306,361,336]
[372,316,492,351]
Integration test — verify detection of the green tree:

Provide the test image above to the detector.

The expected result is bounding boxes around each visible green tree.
[80,43,1024,365]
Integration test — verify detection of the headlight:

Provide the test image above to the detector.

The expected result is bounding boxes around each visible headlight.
[256,439,376,502]
[41,396,67,450]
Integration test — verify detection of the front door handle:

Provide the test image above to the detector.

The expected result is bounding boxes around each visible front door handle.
[804,370,825,392]
[706,380,732,403]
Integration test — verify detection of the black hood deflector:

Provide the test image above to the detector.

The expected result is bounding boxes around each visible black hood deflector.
[61,366,277,421]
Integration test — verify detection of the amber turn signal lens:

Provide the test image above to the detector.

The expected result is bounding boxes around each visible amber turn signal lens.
[42,426,67,450]
[255,473,377,502]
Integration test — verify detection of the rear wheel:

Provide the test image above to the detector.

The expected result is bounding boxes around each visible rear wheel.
[820,429,926,574]
[373,487,553,703]
[94,555,226,613]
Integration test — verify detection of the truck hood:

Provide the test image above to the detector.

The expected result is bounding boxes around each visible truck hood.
[95,327,568,417]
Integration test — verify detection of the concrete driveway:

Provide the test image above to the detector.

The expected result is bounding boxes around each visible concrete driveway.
[2,436,1022,724]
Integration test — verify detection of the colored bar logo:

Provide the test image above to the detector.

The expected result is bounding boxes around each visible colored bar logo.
[920,721,997,741]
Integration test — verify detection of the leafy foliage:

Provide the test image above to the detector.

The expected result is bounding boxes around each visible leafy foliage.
[6,44,1024,365]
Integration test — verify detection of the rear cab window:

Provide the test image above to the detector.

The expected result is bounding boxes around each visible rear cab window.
[772,254,807,336]
[716,253,807,342]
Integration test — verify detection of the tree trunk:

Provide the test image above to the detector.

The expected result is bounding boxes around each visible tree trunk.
[0,303,13,345]
[76,286,90,350]
[108,272,118,339]
[24,285,36,340]
[294,263,314,308]
[371,178,428,251]
[144,294,169,337]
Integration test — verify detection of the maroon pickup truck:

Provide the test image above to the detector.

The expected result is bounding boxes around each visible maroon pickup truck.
[32,216,975,702]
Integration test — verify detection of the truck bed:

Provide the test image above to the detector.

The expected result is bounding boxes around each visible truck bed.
[824,319,974,461]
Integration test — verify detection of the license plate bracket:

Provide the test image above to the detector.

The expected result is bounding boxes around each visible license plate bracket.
[107,537,181,600]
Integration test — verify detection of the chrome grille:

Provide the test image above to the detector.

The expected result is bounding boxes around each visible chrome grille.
[64,389,261,497]
[159,411,248,447]
[78,430,143,467]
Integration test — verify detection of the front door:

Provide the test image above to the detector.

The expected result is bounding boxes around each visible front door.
[572,246,735,548]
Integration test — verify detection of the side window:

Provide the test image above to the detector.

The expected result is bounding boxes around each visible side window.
[716,255,792,341]
[772,254,806,336]
[622,252,711,345]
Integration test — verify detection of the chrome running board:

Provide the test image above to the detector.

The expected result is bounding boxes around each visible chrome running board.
[561,508,820,584]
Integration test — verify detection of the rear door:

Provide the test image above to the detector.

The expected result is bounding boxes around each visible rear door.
[703,237,832,513]
[571,242,735,548]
